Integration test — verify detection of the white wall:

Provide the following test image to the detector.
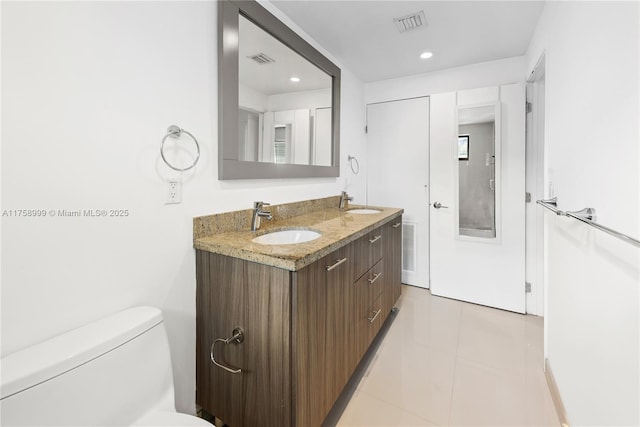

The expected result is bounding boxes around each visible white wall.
[0,0,366,414]
[526,1,639,425]
[267,87,331,112]
[527,1,639,239]
[365,56,525,104]
[239,83,268,112]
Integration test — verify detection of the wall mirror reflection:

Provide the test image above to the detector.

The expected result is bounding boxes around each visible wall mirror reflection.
[218,0,341,180]
[457,104,499,239]
[238,15,333,167]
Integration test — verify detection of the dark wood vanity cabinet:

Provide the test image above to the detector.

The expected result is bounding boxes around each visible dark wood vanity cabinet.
[195,216,403,427]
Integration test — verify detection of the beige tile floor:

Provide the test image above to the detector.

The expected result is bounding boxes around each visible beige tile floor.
[337,285,560,427]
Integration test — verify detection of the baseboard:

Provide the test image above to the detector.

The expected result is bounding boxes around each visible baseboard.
[545,358,570,427]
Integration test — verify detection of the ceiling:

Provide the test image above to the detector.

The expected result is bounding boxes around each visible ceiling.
[240,14,332,95]
[270,1,545,82]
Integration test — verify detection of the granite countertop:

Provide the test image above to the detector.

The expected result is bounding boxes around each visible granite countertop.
[194,198,403,271]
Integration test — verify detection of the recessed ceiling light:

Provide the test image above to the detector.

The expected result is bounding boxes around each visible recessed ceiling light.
[420,51,434,59]
[290,77,300,82]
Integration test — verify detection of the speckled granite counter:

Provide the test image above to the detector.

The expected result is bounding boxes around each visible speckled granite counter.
[193,196,403,271]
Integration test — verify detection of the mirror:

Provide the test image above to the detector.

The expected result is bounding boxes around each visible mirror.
[239,16,333,166]
[456,104,500,239]
[219,0,341,179]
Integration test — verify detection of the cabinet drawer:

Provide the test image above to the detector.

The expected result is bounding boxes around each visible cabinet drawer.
[355,259,384,310]
[353,227,385,281]
[356,292,385,357]
[366,292,385,337]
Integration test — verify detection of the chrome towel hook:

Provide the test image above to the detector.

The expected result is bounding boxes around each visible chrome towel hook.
[160,125,200,172]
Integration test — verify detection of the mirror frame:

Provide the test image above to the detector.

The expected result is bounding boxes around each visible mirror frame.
[219,0,341,180]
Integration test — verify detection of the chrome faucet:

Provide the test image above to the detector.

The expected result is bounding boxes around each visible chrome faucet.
[339,191,353,210]
[251,201,273,231]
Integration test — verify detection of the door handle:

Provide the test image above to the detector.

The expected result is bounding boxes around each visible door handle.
[489,179,495,191]
[432,201,449,209]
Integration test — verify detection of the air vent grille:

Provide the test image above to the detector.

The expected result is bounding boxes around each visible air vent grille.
[394,11,427,33]
[402,222,416,272]
[247,53,275,64]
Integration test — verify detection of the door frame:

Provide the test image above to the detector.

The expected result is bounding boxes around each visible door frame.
[525,54,546,316]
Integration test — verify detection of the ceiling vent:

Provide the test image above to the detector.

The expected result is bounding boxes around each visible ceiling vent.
[247,53,275,64]
[393,11,427,33]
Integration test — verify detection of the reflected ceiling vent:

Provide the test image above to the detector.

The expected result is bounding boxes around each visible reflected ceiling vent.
[393,11,427,33]
[247,53,275,64]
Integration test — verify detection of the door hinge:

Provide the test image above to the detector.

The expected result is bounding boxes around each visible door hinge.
[525,282,532,293]
[365,125,368,134]
[525,192,532,203]
[526,101,533,114]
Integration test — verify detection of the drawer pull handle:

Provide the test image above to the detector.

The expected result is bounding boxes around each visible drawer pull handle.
[326,257,347,271]
[392,222,401,228]
[369,235,382,244]
[368,309,382,323]
[367,272,382,284]
[210,327,244,374]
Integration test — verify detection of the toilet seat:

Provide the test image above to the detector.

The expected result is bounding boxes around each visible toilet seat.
[133,411,214,426]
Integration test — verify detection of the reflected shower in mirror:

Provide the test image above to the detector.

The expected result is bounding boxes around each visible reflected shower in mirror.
[238,15,333,166]
[458,105,497,239]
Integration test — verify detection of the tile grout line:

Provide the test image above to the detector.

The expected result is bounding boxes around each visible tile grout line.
[358,389,439,426]
[358,290,445,426]
[446,301,465,426]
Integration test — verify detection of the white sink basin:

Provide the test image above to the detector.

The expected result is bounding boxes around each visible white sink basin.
[347,208,382,214]
[252,229,321,245]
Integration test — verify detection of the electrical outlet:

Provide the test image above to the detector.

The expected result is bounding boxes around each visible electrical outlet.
[165,180,182,204]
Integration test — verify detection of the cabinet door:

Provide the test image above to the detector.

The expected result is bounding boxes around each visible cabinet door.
[294,244,352,427]
[196,251,245,425]
[383,217,403,315]
[243,262,292,426]
[324,244,353,405]
[196,251,292,427]
[294,255,327,427]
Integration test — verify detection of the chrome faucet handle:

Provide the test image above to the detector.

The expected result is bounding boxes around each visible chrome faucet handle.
[251,201,272,231]
[339,191,353,209]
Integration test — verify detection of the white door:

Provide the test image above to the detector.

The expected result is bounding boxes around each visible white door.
[366,97,430,288]
[314,107,332,166]
[430,85,526,313]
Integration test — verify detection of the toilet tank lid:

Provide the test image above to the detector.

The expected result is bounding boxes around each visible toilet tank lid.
[0,306,163,400]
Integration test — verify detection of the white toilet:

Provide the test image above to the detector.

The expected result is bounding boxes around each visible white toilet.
[0,306,213,426]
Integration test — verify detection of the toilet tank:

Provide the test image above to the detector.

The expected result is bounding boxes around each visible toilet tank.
[1,307,176,426]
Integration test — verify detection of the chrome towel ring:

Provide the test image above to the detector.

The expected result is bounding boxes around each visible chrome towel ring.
[347,155,360,174]
[160,125,200,172]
